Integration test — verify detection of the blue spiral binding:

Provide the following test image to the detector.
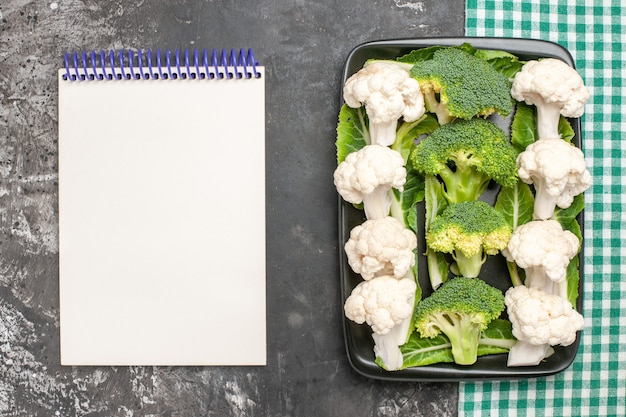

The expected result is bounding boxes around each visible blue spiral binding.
[62,48,260,82]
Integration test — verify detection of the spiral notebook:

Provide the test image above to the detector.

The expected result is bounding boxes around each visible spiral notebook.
[57,48,266,366]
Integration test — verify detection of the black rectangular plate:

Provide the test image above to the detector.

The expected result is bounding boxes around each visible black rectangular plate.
[338,37,584,381]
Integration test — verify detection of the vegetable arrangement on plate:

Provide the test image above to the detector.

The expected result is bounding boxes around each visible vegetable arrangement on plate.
[334,43,590,372]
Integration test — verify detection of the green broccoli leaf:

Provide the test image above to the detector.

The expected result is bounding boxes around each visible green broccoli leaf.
[424,176,450,289]
[495,180,535,230]
[472,48,517,61]
[481,318,514,338]
[389,117,435,234]
[397,333,454,369]
[564,217,583,246]
[336,104,369,164]
[473,49,525,78]
[393,114,439,162]
[554,194,584,307]
[425,175,449,225]
[559,116,575,142]
[511,102,576,152]
[396,45,448,64]
[389,156,425,305]
[565,255,580,307]
[511,102,538,152]
[391,169,425,234]
[495,181,534,287]
[388,115,437,233]
[554,193,585,237]
[476,319,516,356]
[388,141,428,305]
[459,43,479,54]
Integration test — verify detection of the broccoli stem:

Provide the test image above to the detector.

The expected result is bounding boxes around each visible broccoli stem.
[506,261,524,287]
[426,248,449,289]
[423,175,450,289]
[435,313,482,365]
[438,166,491,203]
[452,250,486,278]
[424,90,455,125]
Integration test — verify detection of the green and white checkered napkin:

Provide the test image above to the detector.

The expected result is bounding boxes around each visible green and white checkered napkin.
[461,1,626,416]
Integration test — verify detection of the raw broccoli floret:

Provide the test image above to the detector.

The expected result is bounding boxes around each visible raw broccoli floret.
[414,277,505,365]
[410,118,518,203]
[426,201,512,278]
[410,47,514,124]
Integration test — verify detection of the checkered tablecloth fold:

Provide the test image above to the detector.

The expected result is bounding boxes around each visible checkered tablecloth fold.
[461,1,626,416]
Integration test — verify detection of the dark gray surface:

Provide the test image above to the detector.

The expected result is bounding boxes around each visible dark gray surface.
[0,1,464,416]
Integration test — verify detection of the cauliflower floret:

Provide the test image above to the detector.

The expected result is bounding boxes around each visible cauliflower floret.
[343,61,425,146]
[505,285,584,346]
[505,285,584,367]
[517,138,591,220]
[502,220,580,299]
[511,58,590,140]
[344,216,417,280]
[344,275,417,335]
[333,144,406,220]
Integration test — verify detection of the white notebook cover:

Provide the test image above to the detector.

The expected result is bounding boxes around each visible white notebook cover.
[57,60,266,366]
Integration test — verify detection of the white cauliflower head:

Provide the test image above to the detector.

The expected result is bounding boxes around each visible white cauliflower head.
[517,138,591,220]
[344,276,417,335]
[343,61,425,146]
[505,285,584,347]
[333,145,406,220]
[502,219,579,298]
[344,216,418,280]
[511,58,590,140]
